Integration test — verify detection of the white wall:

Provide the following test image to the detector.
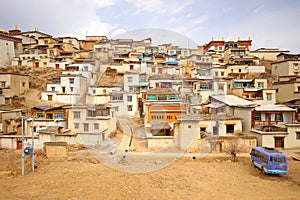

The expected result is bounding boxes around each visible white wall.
[0,39,15,67]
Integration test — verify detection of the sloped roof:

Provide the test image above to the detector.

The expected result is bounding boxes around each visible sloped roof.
[150,122,171,129]
[211,95,255,107]
[254,104,296,112]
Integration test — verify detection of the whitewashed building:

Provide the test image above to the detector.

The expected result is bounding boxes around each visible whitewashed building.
[41,74,87,104]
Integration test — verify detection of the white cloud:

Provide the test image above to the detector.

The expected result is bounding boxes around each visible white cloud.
[92,0,120,8]
[127,0,193,15]
[168,17,177,23]
[0,0,122,39]
[126,0,165,14]
[254,4,264,13]
[192,15,209,25]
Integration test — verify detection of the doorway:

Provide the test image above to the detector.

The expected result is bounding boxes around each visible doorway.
[274,137,284,148]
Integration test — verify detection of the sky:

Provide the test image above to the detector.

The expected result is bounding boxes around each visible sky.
[1,0,300,52]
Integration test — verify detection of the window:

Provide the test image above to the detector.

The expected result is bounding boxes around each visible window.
[188,125,191,128]
[213,126,219,135]
[254,114,261,121]
[270,156,286,163]
[152,67,156,73]
[140,76,146,82]
[70,87,74,92]
[168,96,178,100]
[127,96,132,102]
[218,84,224,91]
[112,95,123,101]
[128,105,133,111]
[130,65,134,70]
[93,90,96,94]
[97,109,108,116]
[69,78,74,84]
[46,113,53,119]
[226,124,234,134]
[238,69,242,72]
[84,123,89,132]
[158,96,167,100]
[36,113,45,118]
[146,95,157,100]
[88,110,96,117]
[0,81,6,87]
[158,68,163,74]
[74,123,79,129]
[73,111,81,119]
[215,72,218,77]
[199,84,209,90]
[200,127,206,132]
[296,132,300,140]
[129,86,133,91]
[0,89,2,95]
[252,94,258,99]
[294,63,299,70]
[258,83,264,89]
[221,72,224,76]
[266,93,272,100]
[51,87,55,92]
[53,78,61,84]
[94,123,99,130]
[55,113,63,119]
[127,77,133,83]
[84,66,88,71]
[234,83,243,88]
[277,113,283,122]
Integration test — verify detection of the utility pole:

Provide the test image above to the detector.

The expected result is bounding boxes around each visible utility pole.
[31,117,34,171]
[21,116,35,175]
[21,117,25,176]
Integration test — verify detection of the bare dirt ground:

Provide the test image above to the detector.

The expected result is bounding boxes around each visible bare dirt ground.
[0,149,300,200]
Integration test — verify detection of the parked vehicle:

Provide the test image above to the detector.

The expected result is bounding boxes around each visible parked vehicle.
[250,147,288,174]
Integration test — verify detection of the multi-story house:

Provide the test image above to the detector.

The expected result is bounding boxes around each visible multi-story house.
[203,37,252,54]
[250,48,290,61]
[271,53,300,76]
[231,78,276,105]
[0,73,29,105]
[209,95,255,133]
[149,74,183,91]
[0,30,22,67]
[124,72,148,93]
[65,63,98,85]
[65,104,116,146]
[0,109,23,135]
[250,104,297,148]
[271,53,300,103]
[143,87,186,136]
[108,90,139,117]
[41,74,87,104]
[32,105,67,133]
[87,85,121,105]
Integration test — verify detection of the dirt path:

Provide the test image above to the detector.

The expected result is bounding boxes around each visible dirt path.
[0,149,300,200]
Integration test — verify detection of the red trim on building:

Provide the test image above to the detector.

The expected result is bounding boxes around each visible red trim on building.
[0,33,22,43]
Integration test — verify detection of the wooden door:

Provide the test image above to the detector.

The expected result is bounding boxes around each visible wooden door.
[274,137,284,148]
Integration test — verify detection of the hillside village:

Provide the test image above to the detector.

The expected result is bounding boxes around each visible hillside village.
[1,26,300,154]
